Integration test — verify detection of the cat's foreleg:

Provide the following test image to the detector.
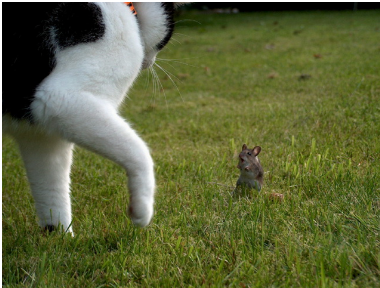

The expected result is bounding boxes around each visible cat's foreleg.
[31,91,155,227]
[15,132,74,234]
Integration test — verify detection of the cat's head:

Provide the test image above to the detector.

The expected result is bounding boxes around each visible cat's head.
[134,3,184,69]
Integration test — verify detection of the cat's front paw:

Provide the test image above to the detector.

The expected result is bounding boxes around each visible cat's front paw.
[128,197,153,227]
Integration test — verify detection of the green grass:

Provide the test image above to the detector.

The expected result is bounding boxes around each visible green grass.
[3,9,380,287]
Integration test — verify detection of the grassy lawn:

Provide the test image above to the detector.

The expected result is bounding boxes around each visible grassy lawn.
[2,9,380,287]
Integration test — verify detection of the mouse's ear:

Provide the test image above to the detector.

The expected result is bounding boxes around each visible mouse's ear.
[242,144,248,150]
[252,146,261,156]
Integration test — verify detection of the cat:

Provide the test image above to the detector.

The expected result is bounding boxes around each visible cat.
[2,2,182,234]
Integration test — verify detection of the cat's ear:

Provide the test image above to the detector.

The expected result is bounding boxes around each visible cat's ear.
[174,3,190,9]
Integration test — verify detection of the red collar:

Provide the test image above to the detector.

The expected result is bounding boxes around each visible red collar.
[124,2,137,15]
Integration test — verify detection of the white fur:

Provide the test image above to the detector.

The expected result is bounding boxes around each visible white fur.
[133,2,170,69]
[2,3,174,233]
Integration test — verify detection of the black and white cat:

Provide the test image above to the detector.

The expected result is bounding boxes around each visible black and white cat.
[2,3,182,234]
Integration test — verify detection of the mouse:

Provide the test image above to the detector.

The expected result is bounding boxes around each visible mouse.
[235,144,264,194]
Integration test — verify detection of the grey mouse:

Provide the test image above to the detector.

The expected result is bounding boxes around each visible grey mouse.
[235,144,264,193]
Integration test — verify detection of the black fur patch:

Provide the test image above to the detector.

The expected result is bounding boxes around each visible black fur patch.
[2,3,105,120]
[50,3,105,49]
[2,3,57,120]
[155,3,175,51]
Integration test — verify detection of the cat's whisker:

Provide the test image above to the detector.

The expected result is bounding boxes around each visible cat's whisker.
[150,67,156,93]
[169,37,182,45]
[156,56,199,61]
[148,67,157,101]
[156,58,199,69]
[151,65,168,108]
[144,66,152,95]
[173,32,190,36]
[156,58,191,64]
[154,62,182,83]
[156,60,179,73]
[152,67,161,100]
[154,63,183,101]
[174,19,201,25]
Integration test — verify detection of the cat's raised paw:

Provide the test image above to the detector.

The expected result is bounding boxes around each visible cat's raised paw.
[128,199,153,227]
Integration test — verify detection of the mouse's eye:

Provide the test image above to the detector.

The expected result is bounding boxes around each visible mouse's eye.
[247,152,251,156]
